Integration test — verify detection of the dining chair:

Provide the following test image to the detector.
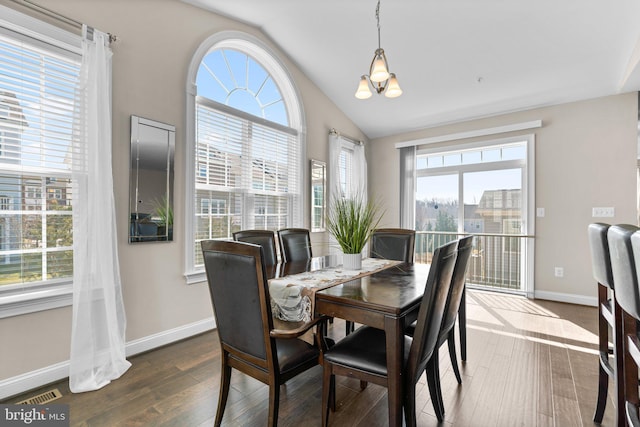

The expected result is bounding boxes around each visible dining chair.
[321,239,458,426]
[278,228,313,262]
[370,228,416,262]
[405,234,474,417]
[233,229,279,265]
[201,240,328,427]
[607,224,640,427]
[588,223,619,424]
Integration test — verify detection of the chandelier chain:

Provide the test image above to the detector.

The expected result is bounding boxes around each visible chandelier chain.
[376,0,381,49]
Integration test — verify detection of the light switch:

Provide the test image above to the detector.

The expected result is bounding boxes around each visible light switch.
[536,208,545,217]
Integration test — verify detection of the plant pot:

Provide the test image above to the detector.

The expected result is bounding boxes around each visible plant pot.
[342,253,362,270]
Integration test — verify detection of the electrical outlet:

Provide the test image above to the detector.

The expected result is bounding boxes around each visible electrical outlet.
[554,267,564,278]
[592,207,615,217]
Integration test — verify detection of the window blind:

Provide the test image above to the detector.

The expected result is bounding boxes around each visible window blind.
[0,28,80,287]
[193,99,300,267]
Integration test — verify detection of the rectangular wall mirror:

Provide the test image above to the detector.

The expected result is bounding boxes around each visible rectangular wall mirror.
[129,116,175,243]
[311,159,326,232]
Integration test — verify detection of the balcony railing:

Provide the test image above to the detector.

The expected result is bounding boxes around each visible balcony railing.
[415,231,532,292]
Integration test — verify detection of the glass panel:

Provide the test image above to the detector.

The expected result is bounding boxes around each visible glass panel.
[415,174,459,232]
[463,168,522,234]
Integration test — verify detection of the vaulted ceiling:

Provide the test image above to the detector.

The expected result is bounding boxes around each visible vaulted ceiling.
[184,0,640,139]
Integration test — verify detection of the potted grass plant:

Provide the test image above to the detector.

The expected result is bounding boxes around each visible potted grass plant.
[326,193,383,270]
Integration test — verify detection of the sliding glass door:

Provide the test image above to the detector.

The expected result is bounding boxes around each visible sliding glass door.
[413,136,534,294]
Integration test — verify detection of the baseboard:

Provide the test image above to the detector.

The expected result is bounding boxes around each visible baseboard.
[125,317,215,357]
[0,317,216,401]
[534,290,597,307]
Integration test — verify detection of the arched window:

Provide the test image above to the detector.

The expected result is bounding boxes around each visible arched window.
[185,32,304,279]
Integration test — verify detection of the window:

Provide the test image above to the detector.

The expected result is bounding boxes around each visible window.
[186,34,304,281]
[0,6,81,315]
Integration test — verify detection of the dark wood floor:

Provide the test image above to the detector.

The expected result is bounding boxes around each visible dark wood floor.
[6,290,613,426]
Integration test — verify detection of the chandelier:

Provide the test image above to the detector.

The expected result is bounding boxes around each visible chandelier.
[355,0,402,99]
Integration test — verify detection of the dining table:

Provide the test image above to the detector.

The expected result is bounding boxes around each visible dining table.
[267,255,433,427]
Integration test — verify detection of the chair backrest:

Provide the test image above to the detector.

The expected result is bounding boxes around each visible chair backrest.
[609,224,640,319]
[630,231,640,321]
[588,223,614,289]
[233,230,278,266]
[278,228,312,262]
[405,239,458,381]
[201,240,274,369]
[439,235,474,338]
[370,228,416,262]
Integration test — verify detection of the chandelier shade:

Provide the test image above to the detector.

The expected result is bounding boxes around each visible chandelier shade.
[355,0,401,99]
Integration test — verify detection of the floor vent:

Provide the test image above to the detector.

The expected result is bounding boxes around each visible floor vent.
[16,388,62,405]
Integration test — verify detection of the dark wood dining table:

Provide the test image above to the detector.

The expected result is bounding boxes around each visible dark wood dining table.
[313,260,431,427]
[267,256,466,427]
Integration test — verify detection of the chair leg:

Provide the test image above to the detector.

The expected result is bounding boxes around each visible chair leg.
[267,380,280,427]
[447,329,462,384]
[215,353,232,427]
[594,283,609,423]
[345,321,354,335]
[426,356,445,422]
[404,379,417,427]
[322,366,333,427]
[593,363,608,423]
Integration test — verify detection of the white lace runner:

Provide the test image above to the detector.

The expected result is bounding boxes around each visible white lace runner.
[269,258,401,322]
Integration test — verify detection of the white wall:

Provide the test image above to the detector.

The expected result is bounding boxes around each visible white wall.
[0,0,366,395]
[369,93,638,304]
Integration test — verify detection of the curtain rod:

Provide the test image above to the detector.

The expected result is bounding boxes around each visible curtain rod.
[329,128,364,146]
[11,0,117,43]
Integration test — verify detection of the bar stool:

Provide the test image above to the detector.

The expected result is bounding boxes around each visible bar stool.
[624,230,640,426]
[607,224,639,427]
[588,223,619,424]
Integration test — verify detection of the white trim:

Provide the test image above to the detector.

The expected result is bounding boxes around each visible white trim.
[394,120,542,149]
[0,317,216,400]
[534,290,597,307]
[124,317,215,357]
[185,271,206,285]
[0,284,72,319]
[0,4,81,54]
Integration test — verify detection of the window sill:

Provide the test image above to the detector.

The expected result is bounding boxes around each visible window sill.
[0,282,73,319]
[185,270,206,285]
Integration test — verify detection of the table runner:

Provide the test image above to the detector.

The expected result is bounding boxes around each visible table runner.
[269,258,401,322]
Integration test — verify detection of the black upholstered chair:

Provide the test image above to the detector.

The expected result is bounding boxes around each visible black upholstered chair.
[201,240,328,427]
[370,228,416,262]
[588,223,620,424]
[278,228,312,262]
[233,229,278,265]
[321,240,458,426]
[608,225,640,427]
[405,235,473,417]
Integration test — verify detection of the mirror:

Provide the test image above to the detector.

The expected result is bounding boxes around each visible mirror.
[129,116,175,243]
[310,159,326,232]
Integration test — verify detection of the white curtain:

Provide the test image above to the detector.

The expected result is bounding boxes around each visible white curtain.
[328,132,368,255]
[69,26,131,393]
